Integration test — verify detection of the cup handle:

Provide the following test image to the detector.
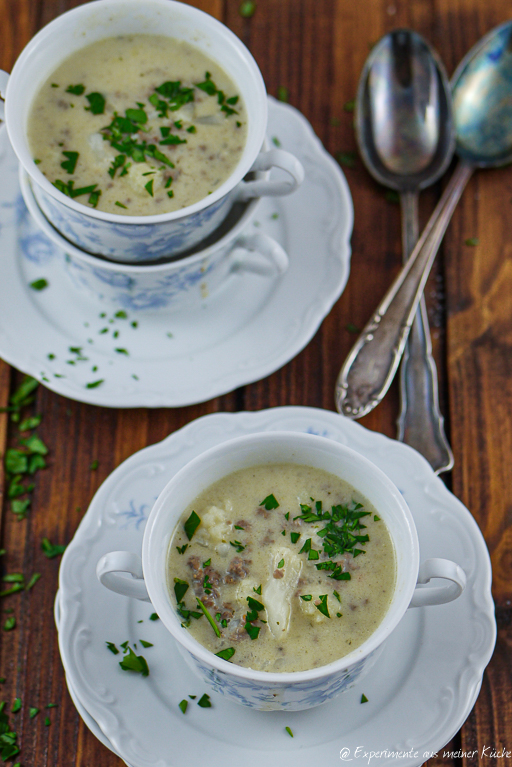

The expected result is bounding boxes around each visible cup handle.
[96,551,151,602]
[229,232,289,276]
[236,149,305,200]
[408,558,466,608]
[0,70,9,121]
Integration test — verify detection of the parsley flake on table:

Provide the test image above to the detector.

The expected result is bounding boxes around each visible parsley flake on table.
[29,707,39,719]
[11,699,21,714]
[41,538,66,559]
[465,237,479,246]
[149,613,159,621]
[197,693,212,708]
[239,0,256,17]
[277,86,289,102]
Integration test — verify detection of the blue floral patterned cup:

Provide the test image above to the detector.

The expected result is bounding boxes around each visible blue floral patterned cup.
[97,432,466,710]
[1,0,304,263]
[20,167,288,312]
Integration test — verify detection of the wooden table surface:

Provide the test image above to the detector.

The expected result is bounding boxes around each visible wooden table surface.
[0,0,511,764]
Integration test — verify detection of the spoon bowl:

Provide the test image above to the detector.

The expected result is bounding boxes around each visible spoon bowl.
[356,29,455,189]
[452,20,512,167]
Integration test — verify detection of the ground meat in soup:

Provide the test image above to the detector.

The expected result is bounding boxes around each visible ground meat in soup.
[28,35,247,216]
[167,463,396,673]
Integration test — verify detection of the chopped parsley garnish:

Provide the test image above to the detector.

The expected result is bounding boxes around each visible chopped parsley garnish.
[41,538,66,559]
[179,699,188,714]
[115,201,128,209]
[106,641,119,654]
[25,573,41,590]
[308,549,319,561]
[285,726,294,738]
[29,279,48,291]
[149,613,159,621]
[85,379,104,389]
[184,510,201,540]
[139,640,153,648]
[300,594,312,601]
[115,348,129,355]
[374,515,380,522]
[239,0,256,17]
[260,493,279,510]
[290,532,300,544]
[90,459,98,470]
[196,598,221,637]
[29,707,39,718]
[160,134,187,145]
[343,98,355,112]
[109,154,126,178]
[187,125,196,133]
[202,558,211,567]
[60,151,79,174]
[85,91,106,114]
[215,647,235,661]
[277,86,289,102]
[337,151,356,168]
[174,578,189,603]
[333,590,341,602]
[197,693,212,708]
[144,179,154,197]
[272,136,281,147]
[295,499,370,559]
[66,84,85,95]
[3,617,16,631]
[316,594,330,618]
[465,237,479,246]
[277,558,284,569]
[253,584,262,594]
[229,540,245,552]
[176,544,188,555]
[361,694,368,703]
[11,699,21,714]
[119,645,149,676]
[155,80,195,111]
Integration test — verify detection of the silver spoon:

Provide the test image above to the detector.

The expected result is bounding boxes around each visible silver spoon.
[352,29,455,473]
[335,20,512,422]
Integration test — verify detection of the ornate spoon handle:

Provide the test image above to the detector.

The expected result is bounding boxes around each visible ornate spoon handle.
[397,191,454,474]
[335,161,473,419]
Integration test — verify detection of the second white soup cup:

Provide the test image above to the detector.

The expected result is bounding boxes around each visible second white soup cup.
[96,431,466,710]
[20,167,288,312]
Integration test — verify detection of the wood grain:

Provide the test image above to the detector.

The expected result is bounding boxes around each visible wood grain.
[0,0,510,764]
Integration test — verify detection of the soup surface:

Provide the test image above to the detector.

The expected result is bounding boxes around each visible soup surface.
[28,35,247,216]
[167,463,396,673]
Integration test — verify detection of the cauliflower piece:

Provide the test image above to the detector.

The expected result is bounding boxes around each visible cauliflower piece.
[262,546,302,638]
[194,504,233,550]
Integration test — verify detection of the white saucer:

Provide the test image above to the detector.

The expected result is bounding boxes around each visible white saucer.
[57,407,495,767]
[0,99,353,407]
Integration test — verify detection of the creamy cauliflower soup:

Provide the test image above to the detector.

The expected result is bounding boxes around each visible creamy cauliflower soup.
[167,463,396,673]
[28,35,247,216]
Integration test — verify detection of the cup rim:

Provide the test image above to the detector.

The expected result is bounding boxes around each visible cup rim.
[142,431,420,683]
[19,166,261,273]
[5,0,268,225]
